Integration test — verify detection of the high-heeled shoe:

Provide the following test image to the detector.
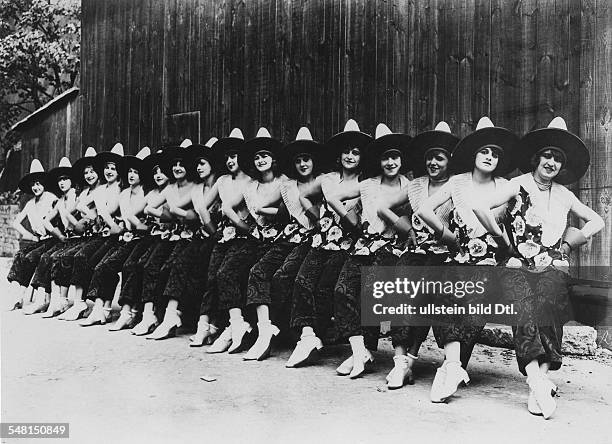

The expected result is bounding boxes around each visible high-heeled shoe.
[336,356,354,376]
[227,318,253,354]
[430,360,469,403]
[22,296,49,315]
[206,326,233,353]
[131,312,158,336]
[42,297,70,318]
[79,307,111,327]
[108,309,139,331]
[146,308,182,340]
[349,349,374,379]
[243,322,280,361]
[9,298,23,311]
[58,301,88,321]
[189,322,219,347]
[386,354,415,389]
[527,375,557,419]
[285,333,323,368]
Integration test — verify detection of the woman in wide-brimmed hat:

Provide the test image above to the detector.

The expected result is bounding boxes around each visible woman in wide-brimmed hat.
[417,116,519,403]
[145,137,222,339]
[473,116,604,419]
[375,121,459,389]
[188,128,256,350]
[75,143,127,326]
[239,127,330,360]
[110,147,172,331]
[206,127,287,355]
[129,139,199,336]
[6,159,58,310]
[332,122,413,380]
[53,147,105,321]
[28,157,79,317]
[285,119,372,368]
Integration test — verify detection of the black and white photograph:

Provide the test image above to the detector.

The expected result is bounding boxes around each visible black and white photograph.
[0,0,611,443]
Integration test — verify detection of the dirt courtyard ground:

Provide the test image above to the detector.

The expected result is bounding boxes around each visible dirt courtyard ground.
[1,258,611,444]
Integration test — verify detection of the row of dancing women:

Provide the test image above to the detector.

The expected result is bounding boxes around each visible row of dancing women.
[7,116,604,419]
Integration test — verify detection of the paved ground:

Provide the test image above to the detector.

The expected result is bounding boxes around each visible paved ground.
[1,258,611,444]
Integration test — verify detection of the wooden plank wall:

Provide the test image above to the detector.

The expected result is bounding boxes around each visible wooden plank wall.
[14,95,83,188]
[80,0,611,269]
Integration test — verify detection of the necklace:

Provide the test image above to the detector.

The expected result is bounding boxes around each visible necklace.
[532,173,552,191]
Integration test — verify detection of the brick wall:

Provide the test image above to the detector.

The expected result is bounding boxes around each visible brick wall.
[0,205,20,256]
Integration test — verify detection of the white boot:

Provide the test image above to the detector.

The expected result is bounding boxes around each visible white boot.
[23,290,49,315]
[527,375,557,419]
[386,354,416,389]
[131,309,158,335]
[243,321,280,361]
[286,329,323,368]
[207,325,233,353]
[346,336,374,379]
[146,307,182,340]
[189,320,219,347]
[430,360,469,402]
[227,316,253,354]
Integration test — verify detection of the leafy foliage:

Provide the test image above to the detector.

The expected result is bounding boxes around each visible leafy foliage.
[0,0,80,164]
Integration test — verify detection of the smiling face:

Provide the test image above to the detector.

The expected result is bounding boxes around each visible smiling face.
[254,150,273,173]
[31,180,44,196]
[104,162,119,183]
[171,159,187,180]
[340,146,361,171]
[57,176,72,193]
[196,157,212,180]
[425,149,449,180]
[225,152,239,173]
[294,154,314,178]
[127,167,141,186]
[534,148,564,181]
[152,166,169,187]
[83,165,99,186]
[380,150,402,178]
[474,146,500,174]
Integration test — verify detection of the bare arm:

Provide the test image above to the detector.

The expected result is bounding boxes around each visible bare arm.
[12,207,37,241]
[416,182,453,234]
[570,199,605,238]
[472,182,520,236]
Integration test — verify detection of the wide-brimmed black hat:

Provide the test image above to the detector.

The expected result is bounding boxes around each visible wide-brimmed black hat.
[161,139,195,168]
[18,159,48,195]
[144,148,171,180]
[326,119,373,160]
[46,157,74,195]
[96,142,125,167]
[409,121,460,178]
[186,137,219,174]
[124,147,151,174]
[47,157,74,184]
[362,123,412,178]
[280,127,326,179]
[211,128,245,162]
[72,147,102,181]
[451,117,519,176]
[519,117,590,184]
[238,127,283,177]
